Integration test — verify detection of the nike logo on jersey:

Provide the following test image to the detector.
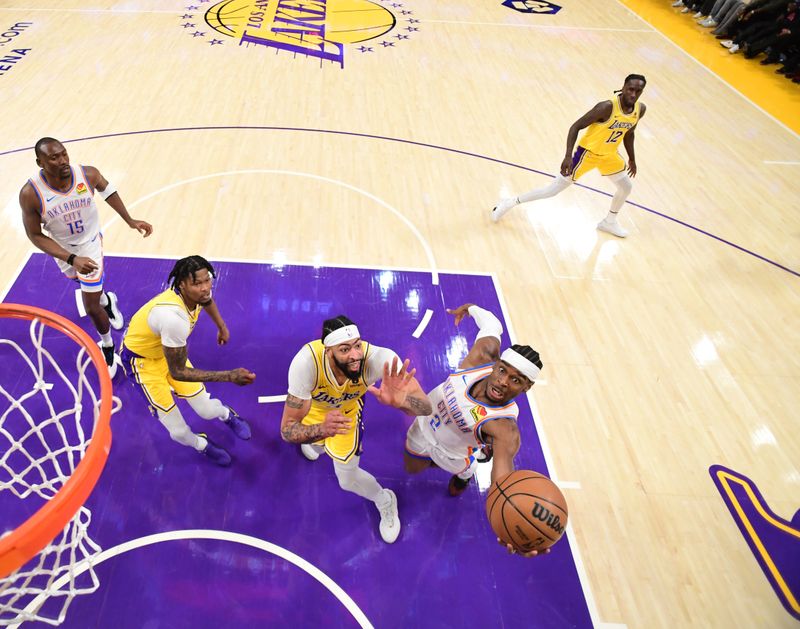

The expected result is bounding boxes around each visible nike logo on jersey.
[46,195,57,202]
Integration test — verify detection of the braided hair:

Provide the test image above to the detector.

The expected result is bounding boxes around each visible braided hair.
[510,344,543,372]
[168,255,216,291]
[614,74,646,94]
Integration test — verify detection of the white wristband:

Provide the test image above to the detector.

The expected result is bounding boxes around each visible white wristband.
[467,305,503,341]
[99,182,118,200]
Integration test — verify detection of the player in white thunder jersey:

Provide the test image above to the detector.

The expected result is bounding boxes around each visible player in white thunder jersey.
[404,303,542,510]
[20,137,153,377]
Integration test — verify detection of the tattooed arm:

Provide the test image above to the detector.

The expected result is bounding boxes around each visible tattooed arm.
[367,355,433,417]
[163,345,255,385]
[280,395,351,443]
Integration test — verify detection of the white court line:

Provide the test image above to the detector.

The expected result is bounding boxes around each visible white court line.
[411,308,434,338]
[107,169,439,286]
[612,0,800,140]
[492,273,604,629]
[74,288,87,317]
[11,529,374,629]
[258,394,287,404]
[763,160,800,165]
[424,19,653,33]
[557,480,582,490]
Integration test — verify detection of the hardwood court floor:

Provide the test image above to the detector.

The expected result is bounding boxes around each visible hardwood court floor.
[0,1,798,627]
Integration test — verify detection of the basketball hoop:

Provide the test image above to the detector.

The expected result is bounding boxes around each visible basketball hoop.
[0,303,119,626]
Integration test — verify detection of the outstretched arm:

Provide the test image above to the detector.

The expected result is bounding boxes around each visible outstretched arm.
[484,419,549,558]
[83,165,153,237]
[481,418,521,484]
[163,345,255,384]
[448,303,502,369]
[367,356,433,416]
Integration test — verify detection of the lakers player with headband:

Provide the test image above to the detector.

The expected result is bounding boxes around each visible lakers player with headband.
[280,315,433,544]
[404,303,545,556]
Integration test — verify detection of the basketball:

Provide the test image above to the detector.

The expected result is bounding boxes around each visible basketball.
[486,470,568,553]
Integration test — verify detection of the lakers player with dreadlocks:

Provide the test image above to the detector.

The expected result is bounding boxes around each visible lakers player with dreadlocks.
[121,255,255,467]
[492,74,647,238]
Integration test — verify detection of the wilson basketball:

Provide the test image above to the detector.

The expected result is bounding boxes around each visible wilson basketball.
[486,470,568,553]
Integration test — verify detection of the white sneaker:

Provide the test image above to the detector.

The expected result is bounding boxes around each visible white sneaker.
[728,44,739,54]
[700,18,717,27]
[693,11,703,18]
[491,197,517,223]
[597,218,629,238]
[103,291,124,331]
[720,39,734,48]
[301,443,321,461]
[671,0,683,6]
[377,489,400,543]
[680,7,690,13]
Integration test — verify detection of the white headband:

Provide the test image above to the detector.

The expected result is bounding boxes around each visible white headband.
[500,348,541,383]
[323,324,361,347]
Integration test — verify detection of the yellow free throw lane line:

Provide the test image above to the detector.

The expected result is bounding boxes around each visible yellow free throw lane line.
[617,0,800,136]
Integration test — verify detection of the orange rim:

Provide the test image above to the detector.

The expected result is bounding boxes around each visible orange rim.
[0,303,113,578]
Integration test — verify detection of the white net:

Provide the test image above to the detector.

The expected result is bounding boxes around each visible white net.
[0,314,119,626]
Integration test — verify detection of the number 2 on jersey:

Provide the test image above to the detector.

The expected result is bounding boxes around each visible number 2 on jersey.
[606,130,623,143]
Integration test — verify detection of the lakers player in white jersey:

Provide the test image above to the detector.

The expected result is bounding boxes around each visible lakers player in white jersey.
[404,304,546,556]
[121,256,255,467]
[280,316,433,543]
[19,137,153,376]
[493,75,647,238]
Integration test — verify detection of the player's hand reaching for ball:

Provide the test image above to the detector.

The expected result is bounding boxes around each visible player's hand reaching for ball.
[446,303,475,326]
[229,368,255,385]
[498,539,551,558]
[321,410,352,438]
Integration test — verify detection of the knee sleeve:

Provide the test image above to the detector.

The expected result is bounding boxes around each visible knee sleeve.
[186,391,228,420]
[333,457,384,502]
[157,407,199,448]
[610,173,633,196]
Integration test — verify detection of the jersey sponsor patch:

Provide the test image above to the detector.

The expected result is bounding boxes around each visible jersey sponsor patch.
[470,405,487,423]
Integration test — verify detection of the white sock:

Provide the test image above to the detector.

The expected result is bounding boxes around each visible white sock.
[99,331,113,346]
[195,434,208,451]
[99,292,109,307]
[517,175,572,204]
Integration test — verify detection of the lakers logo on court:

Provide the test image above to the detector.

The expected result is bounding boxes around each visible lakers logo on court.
[177,0,420,68]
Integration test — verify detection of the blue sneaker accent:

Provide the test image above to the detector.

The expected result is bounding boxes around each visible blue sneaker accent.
[224,407,251,440]
[199,433,231,467]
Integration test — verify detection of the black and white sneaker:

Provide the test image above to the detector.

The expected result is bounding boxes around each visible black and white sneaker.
[99,342,122,378]
[103,291,124,330]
